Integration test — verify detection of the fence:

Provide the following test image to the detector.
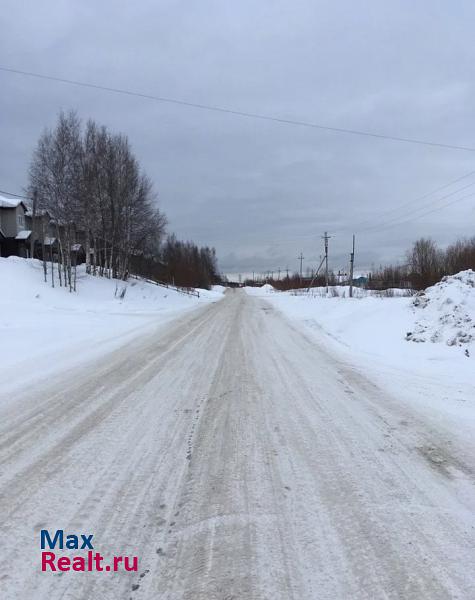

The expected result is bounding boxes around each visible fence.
[128,274,200,298]
[289,285,414,299]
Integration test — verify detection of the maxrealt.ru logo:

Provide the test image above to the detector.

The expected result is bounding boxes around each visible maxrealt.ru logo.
[41,530,138,572]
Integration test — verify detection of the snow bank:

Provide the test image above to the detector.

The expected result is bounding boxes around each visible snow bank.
[247,275,473,383]
[247,276,475,438]
[245,283,275,294]
[288,285,412,298]
[212,284,227,294]
[246,284,412,299]
[406,270,475,349]
[0,257,223,395]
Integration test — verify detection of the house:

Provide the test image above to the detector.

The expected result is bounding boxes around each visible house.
[70,243,86,265]
[353,275,368,287]
[0,195,31,257]
[24,206,60,260]
[1,195,94,266]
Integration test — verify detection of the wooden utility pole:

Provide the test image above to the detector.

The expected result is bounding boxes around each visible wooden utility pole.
[305,255,325,292]
[323,232,331,294]
[298,252,304,285]
[30,189,38,259]
[41,218,47,282]
[349,234,355,298]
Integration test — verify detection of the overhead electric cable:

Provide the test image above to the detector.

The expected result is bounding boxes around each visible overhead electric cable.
[357,180,475,233]
[1,65,475,152]
[352,167,475,230]
[0,188,29,199]
[356,192,475,234]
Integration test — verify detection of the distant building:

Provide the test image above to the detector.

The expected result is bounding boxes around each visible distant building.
[353,275,368,287]
[0,195,31,257]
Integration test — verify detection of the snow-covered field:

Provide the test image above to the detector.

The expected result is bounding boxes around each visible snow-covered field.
[0,257,223,396]
[246,272,475,442]
[246,273,474,374]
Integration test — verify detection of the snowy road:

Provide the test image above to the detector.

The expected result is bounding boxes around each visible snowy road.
[1,290,474,599]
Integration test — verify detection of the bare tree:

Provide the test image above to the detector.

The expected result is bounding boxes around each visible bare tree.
[28,111,176,290]
[29,110,83,290]
[407,238,443,288]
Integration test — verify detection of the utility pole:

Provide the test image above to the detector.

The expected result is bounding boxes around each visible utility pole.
[298,252,304,285]
[322,232,331,294]
[349,234,355,298]
[286,266,289,279]
[30,189,38,259]
[278,268,281,280]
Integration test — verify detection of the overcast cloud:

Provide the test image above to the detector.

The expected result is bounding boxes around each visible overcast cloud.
[1,1,475,276]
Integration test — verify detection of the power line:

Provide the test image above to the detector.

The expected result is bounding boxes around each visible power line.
[357,180,475,233]
[0,188,29,199]
[352,190,475,236]
[4,170,471,241]
[238,176,475,248]
[351,167,475,230]
[362,190,475,233]
[1,65,475,152]
[2,162,474,250]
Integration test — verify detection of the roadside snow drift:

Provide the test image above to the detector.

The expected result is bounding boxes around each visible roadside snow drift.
[246,277,475,445]
[246,274,474,383]
[0,257,223,394]
[407,269,475,348]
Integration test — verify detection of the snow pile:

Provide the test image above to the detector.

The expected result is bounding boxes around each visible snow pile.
[0,257,223,394]
[406,270,475,348]
[245,283,275,294]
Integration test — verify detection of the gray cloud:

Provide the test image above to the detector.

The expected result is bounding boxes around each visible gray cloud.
[1,0,475,276]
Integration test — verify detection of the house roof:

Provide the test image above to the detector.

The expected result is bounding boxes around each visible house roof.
[44,237,57,246]
[0,196,20,208]
[0,194,27,210]
[15,230,32,240]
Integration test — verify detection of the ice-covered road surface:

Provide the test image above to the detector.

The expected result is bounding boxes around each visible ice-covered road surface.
[1,290,474,599]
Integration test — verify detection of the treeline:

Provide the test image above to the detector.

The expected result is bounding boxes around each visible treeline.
[28,110,219,290]
[370,237,475,290]
[162,236,219,289]
[244,272,339,291]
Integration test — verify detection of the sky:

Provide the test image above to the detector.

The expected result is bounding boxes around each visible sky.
[1,1,475,276]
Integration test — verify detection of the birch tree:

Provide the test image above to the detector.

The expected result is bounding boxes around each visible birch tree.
[29,111,169,288]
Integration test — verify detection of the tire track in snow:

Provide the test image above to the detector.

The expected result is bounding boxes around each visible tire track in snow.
[0,290,474,599]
